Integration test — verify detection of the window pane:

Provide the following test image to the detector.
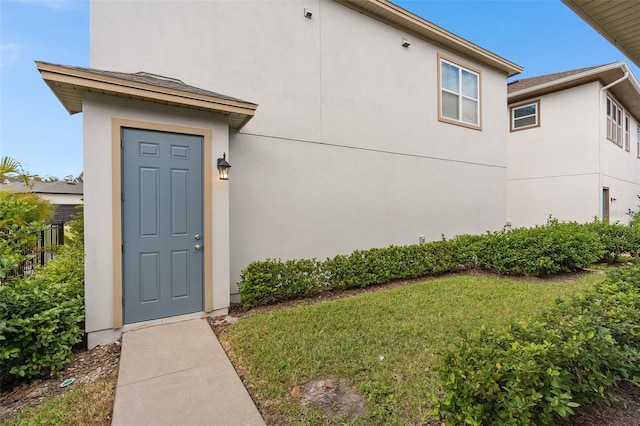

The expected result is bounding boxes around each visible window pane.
[461,98,478,124]
[514,104,536,119]
[461,70,478,99]
[514,116,536,128]
[441,62,459,93]
[607,98,611,117]
[442,91,459,120]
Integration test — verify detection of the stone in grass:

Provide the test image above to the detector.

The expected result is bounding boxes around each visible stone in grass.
[300,379,366,422]
[291,385,301,398]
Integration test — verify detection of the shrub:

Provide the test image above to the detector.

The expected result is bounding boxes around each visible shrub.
[239,241,460,309]
[433,264,640,425]
[0,243,85,379]
[238,219,639,309]
[473,219,603,276]
[585,219,639,262]
[239,258,323,309]
[324,241,459,290]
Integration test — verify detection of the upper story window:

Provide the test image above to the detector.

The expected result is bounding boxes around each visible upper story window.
[624,114,630,152]
[510,101,540,132]
[439,55,481,129]
[606,96,624,147]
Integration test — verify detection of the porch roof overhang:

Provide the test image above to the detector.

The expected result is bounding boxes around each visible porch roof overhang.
[36,61,258,129]
[335,0,523,77]
[508,61,640,122]
[562,0,640,69]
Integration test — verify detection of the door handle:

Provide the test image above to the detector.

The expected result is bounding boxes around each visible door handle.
[194,244,202,251]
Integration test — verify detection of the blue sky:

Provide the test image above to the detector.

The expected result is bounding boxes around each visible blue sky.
[1,0,639,179]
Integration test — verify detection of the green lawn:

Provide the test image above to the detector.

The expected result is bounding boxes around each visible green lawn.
[220,273,604,425]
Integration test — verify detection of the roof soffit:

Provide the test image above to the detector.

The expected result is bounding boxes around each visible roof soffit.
[562,0,640,69]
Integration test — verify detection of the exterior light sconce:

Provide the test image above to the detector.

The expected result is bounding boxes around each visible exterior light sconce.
[217,153,231,180]
[304,8,312,18]
[401,37,410,47]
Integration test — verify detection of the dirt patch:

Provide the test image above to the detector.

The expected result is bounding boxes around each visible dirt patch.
[556,380,640,426]
[0,342,121,423]
[297,378,366,422]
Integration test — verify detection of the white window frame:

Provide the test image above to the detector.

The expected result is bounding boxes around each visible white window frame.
[438,55,481,130]
[624,113,630,152]
[510,100,540,132]
[606,95,625,148]
[637,125,640,159]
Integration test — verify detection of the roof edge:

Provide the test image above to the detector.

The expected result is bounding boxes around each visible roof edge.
[507,61,634,99]
[35,61,258,127]
[336,0,523,77]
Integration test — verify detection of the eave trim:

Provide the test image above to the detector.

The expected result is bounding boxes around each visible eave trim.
[36,61,258,129]
[336,0,523,77]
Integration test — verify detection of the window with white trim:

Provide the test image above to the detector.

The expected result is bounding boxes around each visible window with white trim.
[637,125,640,159]
[606,96,624,147]
[624,114,630,152]
[510,101,539,131]
[439,57,480,128]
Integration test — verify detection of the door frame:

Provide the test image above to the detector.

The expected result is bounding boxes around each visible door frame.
[111,118,213,328]
[602,186,610,224]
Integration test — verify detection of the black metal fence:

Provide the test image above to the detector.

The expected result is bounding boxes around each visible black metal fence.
[7,222,65,279]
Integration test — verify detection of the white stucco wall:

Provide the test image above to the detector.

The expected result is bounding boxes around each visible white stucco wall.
[91,1,512,301]
[601,107,640,225]
[507,81,640,227]
[82,93,231,347]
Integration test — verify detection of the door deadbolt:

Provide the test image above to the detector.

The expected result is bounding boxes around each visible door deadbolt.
[194,234,201,240]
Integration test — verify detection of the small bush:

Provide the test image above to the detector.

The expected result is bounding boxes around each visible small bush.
[239,241,460,309]
[585,219,639,262]
[473,219,603,276]
[433,264,640,425]
[324,241,459,290]
[239,258,323,309]
[0,243,85,379]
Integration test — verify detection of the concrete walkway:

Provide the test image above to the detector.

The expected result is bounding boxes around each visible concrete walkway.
[111,319,265,426]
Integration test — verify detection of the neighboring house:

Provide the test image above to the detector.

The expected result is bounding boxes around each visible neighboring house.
[507,62,640,228]
[38,0,522,347]
[0,180,83,223]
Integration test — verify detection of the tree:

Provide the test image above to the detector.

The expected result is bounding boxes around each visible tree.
[0,156,29,185]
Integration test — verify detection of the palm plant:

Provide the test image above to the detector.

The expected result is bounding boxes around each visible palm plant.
[0,156,30,185]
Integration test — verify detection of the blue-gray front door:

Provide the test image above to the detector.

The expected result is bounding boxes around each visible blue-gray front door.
[122,128,203,324]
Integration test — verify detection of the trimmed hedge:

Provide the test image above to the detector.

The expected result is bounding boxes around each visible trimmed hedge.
[239,219,640,309]
[456,219,604,276]
[0,242,85,379]
[239,240,459,309]
[585,219,640,262]
[433,264,640,425]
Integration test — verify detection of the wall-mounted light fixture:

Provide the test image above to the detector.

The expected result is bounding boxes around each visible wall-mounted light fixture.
[401,37,411,47]
[304,8,312,18]
[217,153,231,180]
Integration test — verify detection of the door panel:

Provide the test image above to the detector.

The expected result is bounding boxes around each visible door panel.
[122,128,203,324]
